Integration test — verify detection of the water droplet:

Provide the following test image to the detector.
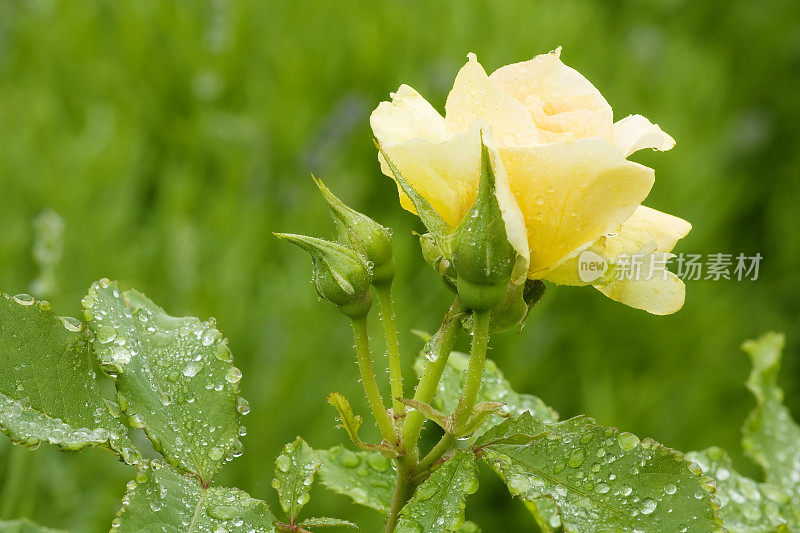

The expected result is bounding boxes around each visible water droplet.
[617,432,640,451]
[276,454,291,472]
[568,449,585,468]
[664,483,677,495]
[58,316,83,331]
[225,367,242,384]
[96,325,117,343]
[641,498,657,514]
[183,361,203,378]
[12,294,35,305]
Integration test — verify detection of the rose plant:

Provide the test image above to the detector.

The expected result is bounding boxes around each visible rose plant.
[1,50,799,533]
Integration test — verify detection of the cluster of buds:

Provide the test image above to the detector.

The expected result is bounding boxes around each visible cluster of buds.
[275,179,394,319]
[279,129,546,329]
[379,130,545,330]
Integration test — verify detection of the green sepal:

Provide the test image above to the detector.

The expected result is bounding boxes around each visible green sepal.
[450,137,517,311]
[275,233,372,319]
[374,140,452,257]
[484,279,546,333]
[314,176,396,286]
[419,233,457,292]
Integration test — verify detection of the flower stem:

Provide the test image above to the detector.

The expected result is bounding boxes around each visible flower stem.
[414,432,456,478]
[384,299,463,532]
[399,299,463,454]
[351,317,397,444]
[375,282,405,418]
[384,454,415,533]
[452,309,490,431]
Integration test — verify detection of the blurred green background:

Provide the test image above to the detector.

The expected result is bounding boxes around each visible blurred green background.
[1,0,799,531]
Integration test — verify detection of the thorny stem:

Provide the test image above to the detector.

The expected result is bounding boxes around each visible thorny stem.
[411,309,491,481]
[399,299,464,455]
[351,317,397,445]
[384,299,463,532]
[452,309,491,430]
[375,282,405,419]
[384,455,415,533]
[414,432,456,478]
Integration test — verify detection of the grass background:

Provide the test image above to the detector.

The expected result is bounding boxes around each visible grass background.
[1,0,799,530]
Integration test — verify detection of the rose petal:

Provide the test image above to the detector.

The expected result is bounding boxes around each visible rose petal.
[377,127,481,228]
[612,114,675,157]
[597,265,686,315]
[371,84,446,146]
[602,205,691,257]
[542,205,690,286]
[481,128,530,278]
[489,48,613,143]
[444,53,542,147]
[499,138,654,277]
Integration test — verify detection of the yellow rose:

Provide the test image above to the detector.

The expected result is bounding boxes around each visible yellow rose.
[371,49,690,315]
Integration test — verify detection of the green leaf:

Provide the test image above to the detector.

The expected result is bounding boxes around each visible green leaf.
[299,516,358,529]
[84,279,244,484]
[416,352,558,436]
[741,332,800,494]
[318,446,395,514]
[481,414,723,532]
[0,519,66,533]
[272,437,322,521]
[416,352,558,530]
[0,293,136,461]
[113,461,276,532]
[522,500,561,533]
[687,447,798,532]
[473,410,546,448]
[395,450,478,533]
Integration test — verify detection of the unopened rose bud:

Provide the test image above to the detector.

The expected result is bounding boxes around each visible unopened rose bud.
[314,177,396,286]
[275,233,372,319]
[450,136,520,311]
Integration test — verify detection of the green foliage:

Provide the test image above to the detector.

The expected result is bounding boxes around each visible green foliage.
[113,461,275,532]
[687,447,797,533]
[741,333,800,493]
[395,450,479,533]
[318,447,395,514]
[1,1,799,530]
[419,351,728,532]
[0,293,135,460]
[479,413,722,532]
[271,437,321,521]
[683,333,800,532]
[84,279,244,484]
[0,282,289,533]
[417,351,558,437]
